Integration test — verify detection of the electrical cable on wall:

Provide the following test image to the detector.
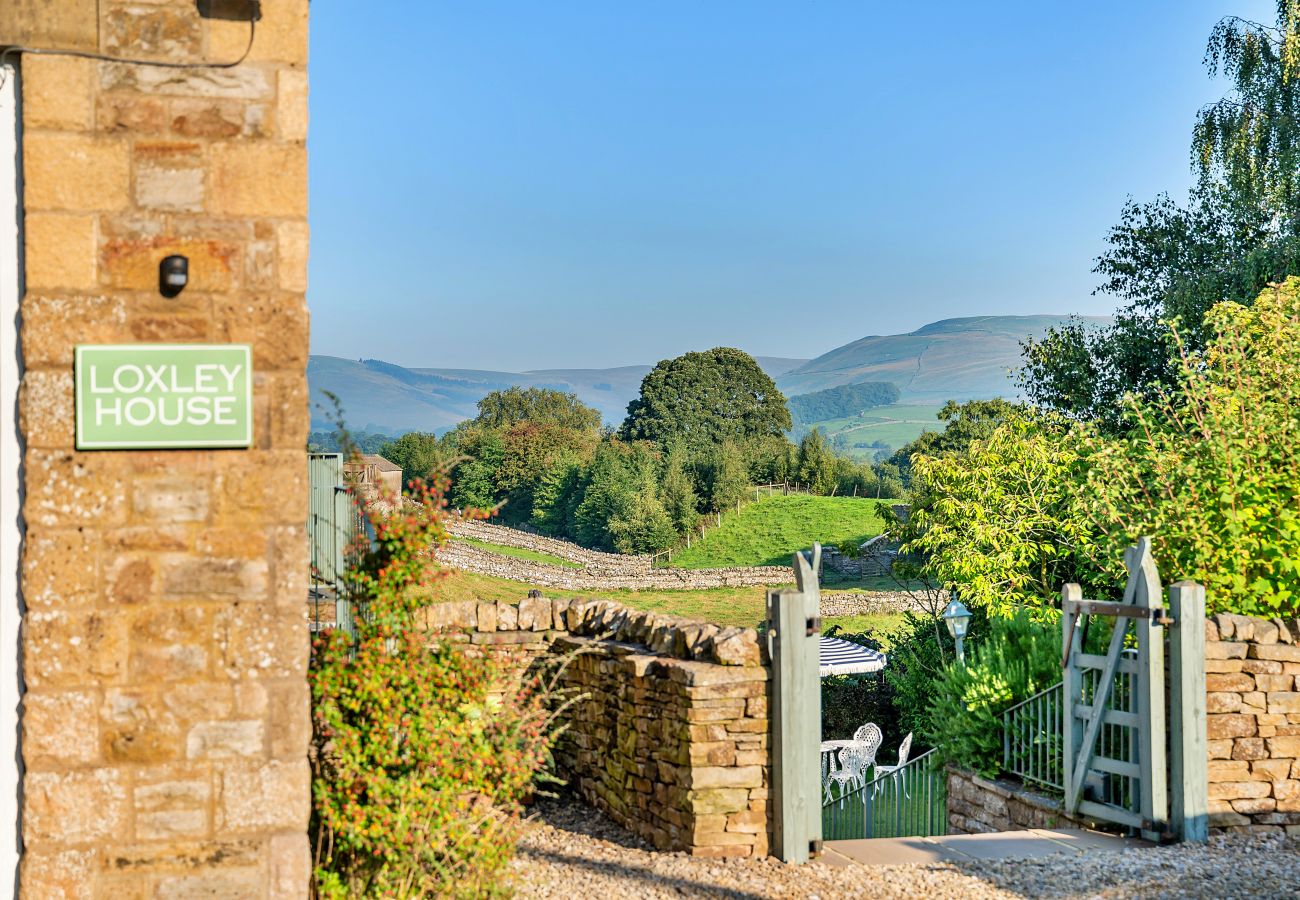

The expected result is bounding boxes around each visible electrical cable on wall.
[0,11,256,89]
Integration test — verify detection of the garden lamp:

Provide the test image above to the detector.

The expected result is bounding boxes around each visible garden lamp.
[942,595,972,665]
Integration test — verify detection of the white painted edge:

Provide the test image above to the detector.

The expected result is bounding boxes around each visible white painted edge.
[0,59,22,892]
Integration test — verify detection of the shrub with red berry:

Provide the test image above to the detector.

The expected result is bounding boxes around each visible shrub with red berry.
[309,468,556,898]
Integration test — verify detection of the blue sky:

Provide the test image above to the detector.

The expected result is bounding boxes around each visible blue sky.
[308,1,1274,371]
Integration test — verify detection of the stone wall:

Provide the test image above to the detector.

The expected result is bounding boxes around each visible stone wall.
[946,768,1093,835]
[1205,613,1300,833]
[11,2,312,896]
[438,540,795,591]
[450,518,654,573]
[422,598,772,857]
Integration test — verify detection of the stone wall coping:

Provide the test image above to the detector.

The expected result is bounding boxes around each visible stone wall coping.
[1206,612,1300,645]
[426,596,765,668]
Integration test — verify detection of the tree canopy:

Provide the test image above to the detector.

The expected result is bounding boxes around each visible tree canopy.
[471,386,603,432]
[1022,4,1300,427]
[787,381,899,425]
[619,347,791,448]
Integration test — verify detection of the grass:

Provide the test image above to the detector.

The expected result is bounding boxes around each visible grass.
[669,494,886,569]
[804,402,945,459]
[454,536,582,569]
[423,568,908,643]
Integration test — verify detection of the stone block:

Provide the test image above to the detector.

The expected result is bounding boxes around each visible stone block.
[1209,759,1250,781]
[24,769,128,847]
[1267,736,1300,758]
[1208,714,1257,740]
[1257,675,1295,692]
[211,142,307,217]
[1254,620,1281,645]
[1231,797,1276,814]
[709,628,761,667]
[155,871,263,900]
[1243,659,1285,675]
[22,214,99,290]
[270,831,311,900]
[23,54,94,129]
[1231,738,1268,761]
[1209,780,1272,800]
[686,788,750,815]
[1250,759,1293,782]
[24,609,129,689]
[24,132,129,212]
[22,690,100,768]
[1251,644,1300,663]
[1207,641,1248,660]
[218,760,310,833]
[22,528,99,610]
[1268,692,1300,714]
[1207,692,1243,713]
[1206,658,1246,673]
[497,602,518,632]
[476,602,497,632]
[187,720,264,760]
[1208,739,1234,759]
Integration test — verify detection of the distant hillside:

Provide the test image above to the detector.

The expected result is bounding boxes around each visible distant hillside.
[308,355,808,434]
[777,315,1110,400]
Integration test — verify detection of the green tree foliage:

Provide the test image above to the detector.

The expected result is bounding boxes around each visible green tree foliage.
[787,381,900,425]
[888,399,1025,482]
[449,430,503,510]
[902,412,1107,616]
[378,431,449,489]
[926,611,1061,777]
[471,386,603,431]
[796,428,837,495]
[660,445,701,534]
[1022,5,1300,427]
[606,464,677,555]
[310,473,557,896]
[620,347,791,448]
[1086,279,1300,617]
[706,440,751,513]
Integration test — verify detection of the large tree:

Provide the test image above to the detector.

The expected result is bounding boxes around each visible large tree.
[471,386,602,432]
[1022,4,1300,428]
[619,347,791,448]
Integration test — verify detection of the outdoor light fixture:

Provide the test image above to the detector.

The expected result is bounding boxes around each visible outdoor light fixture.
[160,255,189,298]
[943,595,972,665]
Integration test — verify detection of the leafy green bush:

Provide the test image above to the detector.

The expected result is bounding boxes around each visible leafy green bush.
[1086,279,1300,617]
[925,610,1061,777]
[310,471,558,897]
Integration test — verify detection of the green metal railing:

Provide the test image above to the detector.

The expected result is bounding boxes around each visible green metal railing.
[822,748,947,840]
[1002,682,1065,792]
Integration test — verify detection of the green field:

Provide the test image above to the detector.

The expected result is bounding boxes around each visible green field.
[425,569,905,642]
[668,494,885,569]
[809,402,944,459]
[455,537,582,569]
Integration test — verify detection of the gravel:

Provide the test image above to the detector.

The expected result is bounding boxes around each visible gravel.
[511,795,1300,899]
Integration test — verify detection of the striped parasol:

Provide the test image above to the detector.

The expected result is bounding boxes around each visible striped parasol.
[819,636,887,677]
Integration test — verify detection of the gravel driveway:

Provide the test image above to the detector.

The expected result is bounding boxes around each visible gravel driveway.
[511,795,1300,899]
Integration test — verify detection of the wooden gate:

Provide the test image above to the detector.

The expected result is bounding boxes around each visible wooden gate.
[1061,538,1209,841]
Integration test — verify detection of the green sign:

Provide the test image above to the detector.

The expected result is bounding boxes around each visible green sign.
[75,344,253,449]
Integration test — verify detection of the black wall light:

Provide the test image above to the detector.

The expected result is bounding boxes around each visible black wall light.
[160,255,189,298]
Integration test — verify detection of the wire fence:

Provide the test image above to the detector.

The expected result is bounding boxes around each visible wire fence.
[1002,682,1065,793]
[821,748,947,840]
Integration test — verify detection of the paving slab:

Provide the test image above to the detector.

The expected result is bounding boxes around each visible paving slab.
[824,828,1142,866]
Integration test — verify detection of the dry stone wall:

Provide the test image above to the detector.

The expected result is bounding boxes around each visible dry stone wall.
[1205,612,1300,833]
[450,519,653,573]
[422,598,772,857]
[946,768,1093,834]
[438,540,794,591]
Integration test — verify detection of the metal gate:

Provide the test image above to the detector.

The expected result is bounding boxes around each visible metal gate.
[1061,538,1209,842]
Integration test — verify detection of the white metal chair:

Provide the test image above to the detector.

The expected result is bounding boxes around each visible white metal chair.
[827,744,871,806]
[873,732,913,797]
[852,723,882,770]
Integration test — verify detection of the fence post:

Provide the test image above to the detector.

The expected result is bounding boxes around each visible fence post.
[768,546,822,863]
[1061,583,1082,811]
[1169,580,1208,842]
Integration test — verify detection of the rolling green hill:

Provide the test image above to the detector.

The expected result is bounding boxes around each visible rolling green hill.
[777,315,1108,400]
[669,494,885,568]
[307,355,807,434]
